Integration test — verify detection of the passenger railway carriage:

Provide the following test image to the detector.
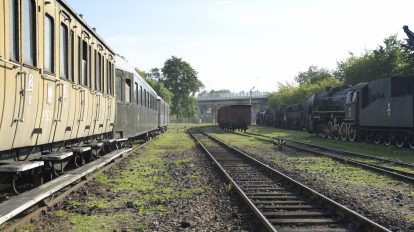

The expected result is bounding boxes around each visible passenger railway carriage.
[0,0,169,194]
[115,56,169,139]
[0,0,116,156]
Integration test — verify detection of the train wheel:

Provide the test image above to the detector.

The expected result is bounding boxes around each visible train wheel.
[333,123,340,140]
[348,125,357,142]
[327,122,333,139]
[383,133,393,146]
[321,124,327,138]
[408,135,414,149]
[373,133,382,145]
[340,123,348,141]
[395,133,405,148]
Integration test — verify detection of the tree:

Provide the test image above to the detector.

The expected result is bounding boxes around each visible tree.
[335,35,412,85]
[147,68,163,82]
[161,56,204,118]
[135,68,173,106]
[295,66,334,85]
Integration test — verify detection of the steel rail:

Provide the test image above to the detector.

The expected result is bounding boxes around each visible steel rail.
[240,131,414,183]
[245,131,414,169]
[1,142,147,232]
[194,128,391,232]
[189,129,277,232]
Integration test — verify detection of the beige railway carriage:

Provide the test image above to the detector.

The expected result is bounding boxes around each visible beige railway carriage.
[0,0,116,158]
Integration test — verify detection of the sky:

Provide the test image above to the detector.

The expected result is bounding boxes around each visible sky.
[67,0,414,93]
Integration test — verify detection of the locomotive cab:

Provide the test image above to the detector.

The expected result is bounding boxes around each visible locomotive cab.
[344,91,358,122]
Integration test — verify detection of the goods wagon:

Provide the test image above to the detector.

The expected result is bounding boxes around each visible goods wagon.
[217,105,252,132]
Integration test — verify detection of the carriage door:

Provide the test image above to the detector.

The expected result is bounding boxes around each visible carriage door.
[37,2,59,146]
[1,0,26,150]
[49,9,72,143]
[11,0,43,149]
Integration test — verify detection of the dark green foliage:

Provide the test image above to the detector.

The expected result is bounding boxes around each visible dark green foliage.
[335,35,414,85]
[269,34,414,109]
[295,66,334,85]
[161,56,203,118]
[136,68,173,106]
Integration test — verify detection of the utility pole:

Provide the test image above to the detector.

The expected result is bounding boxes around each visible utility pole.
[249,86,255,105]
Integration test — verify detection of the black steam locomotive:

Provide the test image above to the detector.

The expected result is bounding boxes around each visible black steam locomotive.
[306,77,414,148]
[256,104,305,131]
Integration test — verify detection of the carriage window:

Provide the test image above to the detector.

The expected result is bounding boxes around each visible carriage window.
[89,46,92,87]
[70,30,74,82]
[60,23,68,79]
[77,36,80,84]
[101,55,105,92]
[144,89,147,107]
[95,50,100,91]
[140,86,143,106]
[352,92,357,102]
[44,15,54,73]
[10,0,19,61]
[125,79,131,103]
[116,71,123,102]
[108,62,113,95]
[147,92,150,108]
[135,83,139,104]
[24,0,36,66]
[81,40,88,86]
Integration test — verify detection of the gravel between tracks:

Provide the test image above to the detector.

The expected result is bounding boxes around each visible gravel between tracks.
[23,128,260,231]
[207,127,414,232]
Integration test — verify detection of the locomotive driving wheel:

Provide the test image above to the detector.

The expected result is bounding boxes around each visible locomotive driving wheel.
[373,133,382,145]
[321,124,327,138]
[395,133,405,148]
[333,123,340,140]
[348,125,357,142]
[327,122,334,139]
[340,123,348,141]
[383,132,393,146]
[408,135,414,149]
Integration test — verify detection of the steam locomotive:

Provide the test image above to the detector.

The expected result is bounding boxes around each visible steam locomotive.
[256,104,305,131]
[306,77,414,148]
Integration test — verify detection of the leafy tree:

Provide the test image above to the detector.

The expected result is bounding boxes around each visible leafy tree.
[268,79,343,109]
[295,66,334,85]
[335,35,412,85]
[147,68,163,82]
[136,68,173,105]
[161,56,204,118]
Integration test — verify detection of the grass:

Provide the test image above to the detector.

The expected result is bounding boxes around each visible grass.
[22,125,205,231]
[247,125,414,163]
[208,127,412,189]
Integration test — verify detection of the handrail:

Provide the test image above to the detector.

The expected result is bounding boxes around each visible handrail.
[41,73,59,82]
[14,71,28,122]
[0,56,20,69]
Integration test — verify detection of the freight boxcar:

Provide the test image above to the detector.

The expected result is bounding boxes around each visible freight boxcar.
[217,105,252,132]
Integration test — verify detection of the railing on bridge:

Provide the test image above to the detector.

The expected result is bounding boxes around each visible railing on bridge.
[197,91,268,101]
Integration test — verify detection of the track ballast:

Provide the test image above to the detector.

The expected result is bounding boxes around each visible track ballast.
[190,128,390,232]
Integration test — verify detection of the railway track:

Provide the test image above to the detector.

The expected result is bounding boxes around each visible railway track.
[0,142,145,231]
[190,128,390,232]
[239,131,414,184]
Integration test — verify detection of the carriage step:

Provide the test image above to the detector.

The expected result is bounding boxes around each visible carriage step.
[39,151,74,161]
[0,161,44,172]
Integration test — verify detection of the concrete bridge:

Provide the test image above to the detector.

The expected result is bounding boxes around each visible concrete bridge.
[197,92,269,123]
